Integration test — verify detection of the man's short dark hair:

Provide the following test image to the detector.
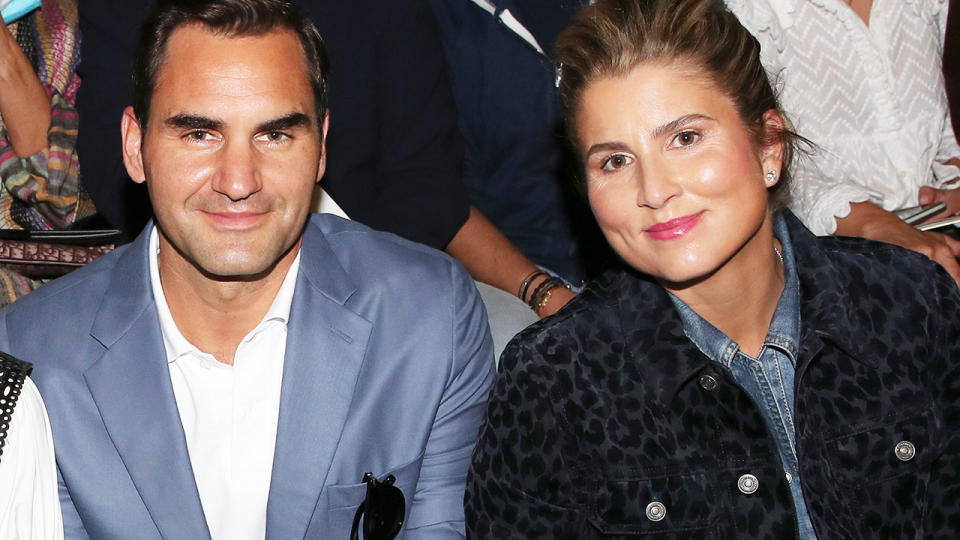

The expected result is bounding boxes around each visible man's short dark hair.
[132,0,330,133]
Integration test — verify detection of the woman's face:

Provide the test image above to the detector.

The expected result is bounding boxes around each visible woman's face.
[575,61,782,286]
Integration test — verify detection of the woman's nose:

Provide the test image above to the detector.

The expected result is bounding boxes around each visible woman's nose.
[637,158,681,209]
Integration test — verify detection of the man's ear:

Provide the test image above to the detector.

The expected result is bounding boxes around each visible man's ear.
[316,111,330,183]
[121,106,147,184]
[760,109,785,184]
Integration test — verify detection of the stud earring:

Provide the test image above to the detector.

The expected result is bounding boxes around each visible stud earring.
[765,170,778,185]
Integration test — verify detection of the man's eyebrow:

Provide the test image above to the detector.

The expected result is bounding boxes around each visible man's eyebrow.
[256,112,312,133]
[165,114,223,131]
[652,113,713,139]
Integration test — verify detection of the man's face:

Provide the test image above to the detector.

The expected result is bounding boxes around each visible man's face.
[122,24,326,280]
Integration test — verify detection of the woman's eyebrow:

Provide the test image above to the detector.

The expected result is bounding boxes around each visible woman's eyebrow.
[652,113,713,139]
[585,141,631,159]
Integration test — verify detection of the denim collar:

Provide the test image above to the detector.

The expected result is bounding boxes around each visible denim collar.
[668,214,801,366]
[612,210,875,403]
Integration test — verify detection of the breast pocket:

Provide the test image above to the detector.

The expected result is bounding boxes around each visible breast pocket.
[825,407,942,533]
[587,471,722,539]
[320,451,425,538]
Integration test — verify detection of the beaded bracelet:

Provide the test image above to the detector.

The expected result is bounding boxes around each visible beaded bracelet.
[518,270,547,302]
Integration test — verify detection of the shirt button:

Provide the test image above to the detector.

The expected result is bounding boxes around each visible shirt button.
[785,472,793,484]
[698,373,719,391]
[737,473,759,494]
[645,501,667,522]
[895,441,916,462]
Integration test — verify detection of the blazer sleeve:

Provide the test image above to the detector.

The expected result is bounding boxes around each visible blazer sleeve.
[465,336,582,539]
[403,262,494,538]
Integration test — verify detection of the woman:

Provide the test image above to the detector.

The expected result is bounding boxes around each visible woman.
[0,354,62,539]
[725,0,960,282]
[465,0,960,537]
[0,0,90,305]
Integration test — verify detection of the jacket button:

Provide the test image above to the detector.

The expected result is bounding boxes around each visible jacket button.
[737,473,759,494]
[645,501,666,522]
[698,373,719,391]
[785,472,793,484]
[895,441,916,462]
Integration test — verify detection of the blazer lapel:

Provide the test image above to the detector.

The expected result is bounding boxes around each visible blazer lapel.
[84,227,211,539]
[266,221,372,539]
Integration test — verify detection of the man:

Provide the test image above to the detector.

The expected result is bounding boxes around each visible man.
[77,0,575,357]
[0,0,494,537]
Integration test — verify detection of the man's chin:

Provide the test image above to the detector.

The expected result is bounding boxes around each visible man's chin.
[192,255,282,282]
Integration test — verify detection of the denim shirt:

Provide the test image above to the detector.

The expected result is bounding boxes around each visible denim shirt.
[669,216,817,539]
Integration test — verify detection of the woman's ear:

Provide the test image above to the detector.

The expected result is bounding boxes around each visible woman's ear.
[760,109,785,186]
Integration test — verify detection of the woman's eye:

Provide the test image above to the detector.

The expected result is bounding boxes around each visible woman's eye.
[673,130,701,147]
[601,153,633,171]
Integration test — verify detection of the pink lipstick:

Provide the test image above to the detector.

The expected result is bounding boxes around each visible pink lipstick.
[644,211,704,240]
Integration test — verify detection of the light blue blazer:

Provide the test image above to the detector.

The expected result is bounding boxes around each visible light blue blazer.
[0,214,495,539]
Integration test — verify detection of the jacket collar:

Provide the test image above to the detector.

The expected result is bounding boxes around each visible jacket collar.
[615,210,874,402]
[781,211,874,368]
[85,216,371,539]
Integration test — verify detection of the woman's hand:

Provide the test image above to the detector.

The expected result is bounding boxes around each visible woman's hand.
[836,201,960,284]
[918,185,960,219]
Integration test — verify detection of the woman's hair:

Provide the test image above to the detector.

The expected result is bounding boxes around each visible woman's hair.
[556,0,805,209]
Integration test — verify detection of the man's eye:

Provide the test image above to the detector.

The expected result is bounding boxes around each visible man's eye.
[673,130,701,147]
[186,130,210,141]
[601,153,633,172]
[257,131,290,143]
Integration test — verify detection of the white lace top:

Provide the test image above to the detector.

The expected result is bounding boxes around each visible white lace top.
[726,0,960,234]
[0,377,63,540]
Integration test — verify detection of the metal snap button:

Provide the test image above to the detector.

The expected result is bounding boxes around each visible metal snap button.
[737,473,759,494]
[645,501,666,522]
[698,373,719,391]
[895,440,916,462]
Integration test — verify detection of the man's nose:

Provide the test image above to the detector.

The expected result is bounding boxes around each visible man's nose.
[212,140,262,201]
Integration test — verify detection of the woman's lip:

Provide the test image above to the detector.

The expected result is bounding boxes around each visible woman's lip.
[644,211,704,240]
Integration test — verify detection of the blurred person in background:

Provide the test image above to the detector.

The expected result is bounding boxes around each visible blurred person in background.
[727,0,960,282]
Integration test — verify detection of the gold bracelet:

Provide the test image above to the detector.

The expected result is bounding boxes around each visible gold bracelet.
[535,282,571,316]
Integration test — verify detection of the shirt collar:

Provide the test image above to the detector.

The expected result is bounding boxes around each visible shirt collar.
[149,225,301,364]
[668,213,802,364]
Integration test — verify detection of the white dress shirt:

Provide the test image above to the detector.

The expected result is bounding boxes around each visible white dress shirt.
[149,226,300,540]
[0,376,63,540]
[726,0,960,234]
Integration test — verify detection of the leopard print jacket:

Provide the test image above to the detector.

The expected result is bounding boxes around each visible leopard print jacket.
[466,213,960,539]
